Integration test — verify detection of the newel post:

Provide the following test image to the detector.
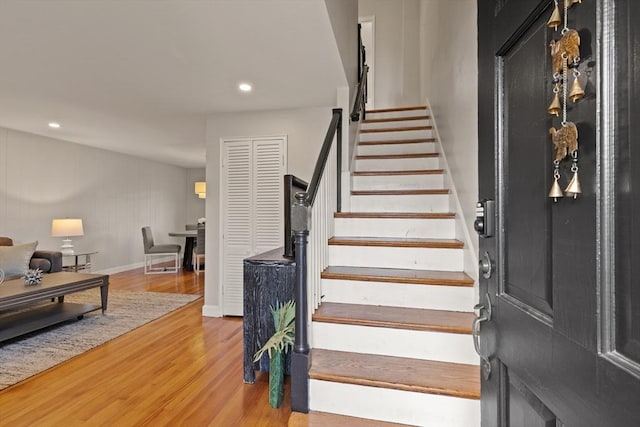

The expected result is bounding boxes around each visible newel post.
[291,191,310,413]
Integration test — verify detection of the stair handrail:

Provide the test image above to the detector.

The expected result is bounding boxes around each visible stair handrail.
[350,22,368,122]
[290,108,342,413]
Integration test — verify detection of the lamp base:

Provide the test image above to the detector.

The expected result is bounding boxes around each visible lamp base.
[60,239,75,255]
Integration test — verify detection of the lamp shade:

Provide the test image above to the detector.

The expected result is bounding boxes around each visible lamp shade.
[51,219,84,237]
[195,181,206,199]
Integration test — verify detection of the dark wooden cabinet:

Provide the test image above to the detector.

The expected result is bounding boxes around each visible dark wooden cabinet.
[243,247,295,383]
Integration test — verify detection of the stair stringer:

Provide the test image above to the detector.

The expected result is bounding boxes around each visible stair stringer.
[425,98,479,287]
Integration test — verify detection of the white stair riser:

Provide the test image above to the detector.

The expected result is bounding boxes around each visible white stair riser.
[350,194,450,212]
[313,323,479,365]
[310,380,480,427]
[360,129,432,142]
[352,174,444,191]
[357,142,437,156]
[334,217,455,239]
[362,119,430,130]
[329,246,464,271]
[355,156,441,171]
[366,109,428,120]
[321,279,475,312]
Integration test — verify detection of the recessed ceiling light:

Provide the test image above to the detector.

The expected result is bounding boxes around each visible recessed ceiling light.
[238,83,252,92]
[48,122,61,129]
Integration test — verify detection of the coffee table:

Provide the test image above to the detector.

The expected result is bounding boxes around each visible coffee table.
[0,271,109,343]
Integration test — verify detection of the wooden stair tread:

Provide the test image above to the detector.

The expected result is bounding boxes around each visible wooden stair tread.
[310,349,480,400]
[335,212,455,219]
[366,105,427,113]
[360,125,432,134]
[314,303,474,334]
[321,266,474,287]
[328,237,463,249]
[356,152,439,160]
[288,411,410,427]
[359,138,436,146]
[363,115,430,124]
[353,169,444,176]
[351,189,449,196]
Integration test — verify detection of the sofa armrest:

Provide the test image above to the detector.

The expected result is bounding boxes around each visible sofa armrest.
[30,250,63,273]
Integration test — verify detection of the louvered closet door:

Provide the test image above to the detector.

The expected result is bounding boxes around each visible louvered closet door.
[221,137,286,316]
[253,139,285,255]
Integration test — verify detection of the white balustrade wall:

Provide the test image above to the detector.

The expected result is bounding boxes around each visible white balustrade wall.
[306,139,337,344]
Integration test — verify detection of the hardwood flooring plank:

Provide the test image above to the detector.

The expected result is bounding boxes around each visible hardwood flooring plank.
[289,411,411,427]
[328,237,464,249]
[309,349,480,400]
[313,302,474,334]
[0,267,292,426]
[360,126,432,134]
[321,266,474,287]
[356,152,439,160]
[358,138,436,145]
[363,115,430,124]
[351,189,449,196]
[334,212,455,219]
[366,106,427,113]
[352,169,444,176]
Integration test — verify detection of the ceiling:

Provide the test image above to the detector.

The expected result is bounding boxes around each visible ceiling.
[0,1,347,168]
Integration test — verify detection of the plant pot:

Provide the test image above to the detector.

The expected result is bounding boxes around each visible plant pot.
[269,350,285,408]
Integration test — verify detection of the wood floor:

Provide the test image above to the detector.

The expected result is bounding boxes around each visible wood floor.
[0,267,292,427]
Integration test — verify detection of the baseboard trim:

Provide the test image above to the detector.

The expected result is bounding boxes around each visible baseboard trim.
[424,98,479,284]
[202,304,222,317]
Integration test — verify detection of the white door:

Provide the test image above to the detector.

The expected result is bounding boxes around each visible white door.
[221,137,286,316]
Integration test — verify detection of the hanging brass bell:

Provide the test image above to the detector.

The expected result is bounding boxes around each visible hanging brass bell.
[549,178,564,200]
[569,77,584,102]
[548,93,561,116]
[564,171,582,198]
[547,3,562,30]
[569,77,585,102]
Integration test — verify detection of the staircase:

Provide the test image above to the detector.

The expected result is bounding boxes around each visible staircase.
[290,106,480,426]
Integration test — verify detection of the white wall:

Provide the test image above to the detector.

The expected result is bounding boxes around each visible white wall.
[186,168,206,224]
[324,0,359,96]
[203,107,336,316]
[419,0,478,270]
[0,127,189,273]
[358,0,421,107]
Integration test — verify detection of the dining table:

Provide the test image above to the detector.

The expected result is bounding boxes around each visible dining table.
[168,230,197,271]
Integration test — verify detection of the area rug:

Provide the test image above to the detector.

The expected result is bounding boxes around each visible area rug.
[0,289,200,390]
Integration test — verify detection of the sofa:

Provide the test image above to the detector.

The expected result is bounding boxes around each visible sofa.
[0,237,63,279]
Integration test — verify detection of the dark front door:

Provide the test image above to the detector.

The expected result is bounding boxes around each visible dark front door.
[478,0,640,425]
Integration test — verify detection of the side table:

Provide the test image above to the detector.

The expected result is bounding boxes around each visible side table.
[62,251,98,272]
[243,247,295,384]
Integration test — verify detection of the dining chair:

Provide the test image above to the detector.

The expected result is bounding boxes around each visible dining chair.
[141,226,181,274]
[192,226,205,273]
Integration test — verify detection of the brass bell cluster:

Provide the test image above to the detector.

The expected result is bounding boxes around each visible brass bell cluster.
[546,0,584,201]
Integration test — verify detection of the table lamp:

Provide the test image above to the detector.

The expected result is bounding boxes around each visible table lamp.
[51,218,84,255]
[194,181,206,199]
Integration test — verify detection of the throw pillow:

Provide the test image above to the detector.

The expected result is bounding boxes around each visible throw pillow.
[0,241,38,277]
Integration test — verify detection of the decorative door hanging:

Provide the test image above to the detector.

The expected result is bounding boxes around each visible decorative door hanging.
[547,0,584,201]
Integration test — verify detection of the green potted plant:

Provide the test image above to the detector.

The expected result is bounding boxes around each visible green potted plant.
[253,300,295,408]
